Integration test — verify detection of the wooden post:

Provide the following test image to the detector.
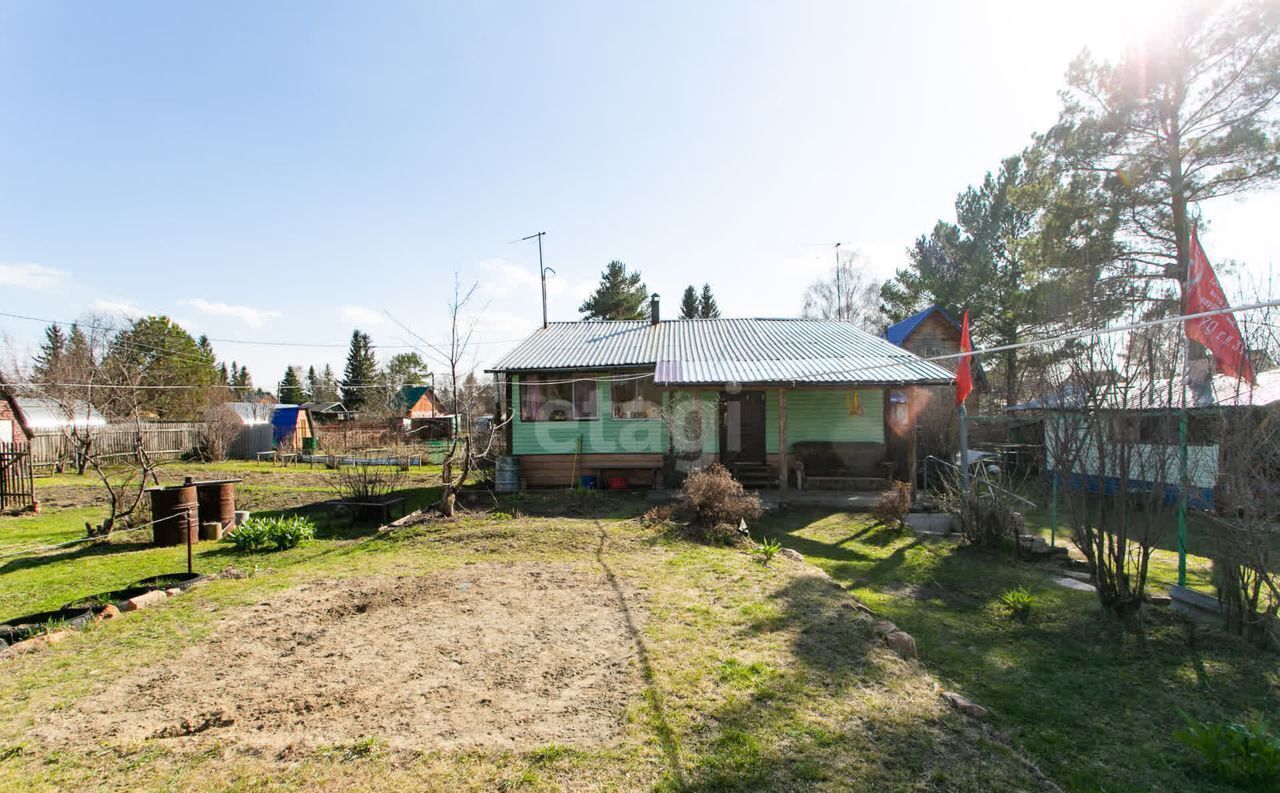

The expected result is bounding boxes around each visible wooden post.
[778,388,788,493]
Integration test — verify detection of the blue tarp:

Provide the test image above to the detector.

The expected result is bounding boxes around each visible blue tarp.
[272,406,300,445]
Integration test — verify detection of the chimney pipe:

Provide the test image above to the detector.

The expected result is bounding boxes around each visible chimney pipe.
[650,293,660,325]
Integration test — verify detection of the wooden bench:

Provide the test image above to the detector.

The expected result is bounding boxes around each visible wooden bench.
[792,441,893,492]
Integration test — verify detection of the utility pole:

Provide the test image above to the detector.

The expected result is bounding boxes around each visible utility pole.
[522,231,553,329]
[833,242,843,320]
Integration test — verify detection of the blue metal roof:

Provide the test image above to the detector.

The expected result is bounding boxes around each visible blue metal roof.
[488,318,953,385]
[884,306,959,347]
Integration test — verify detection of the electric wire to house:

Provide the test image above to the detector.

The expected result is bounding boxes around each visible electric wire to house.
[9,301,1279,393]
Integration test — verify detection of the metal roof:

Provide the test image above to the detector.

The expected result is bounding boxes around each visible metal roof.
[13,397,106,429]
[1008,368,1280,412]
[487,318,954,385]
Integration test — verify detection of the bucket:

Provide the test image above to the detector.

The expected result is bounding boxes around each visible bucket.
[580,475,598,490]
[495,456,520,493]
[148,484,198,547]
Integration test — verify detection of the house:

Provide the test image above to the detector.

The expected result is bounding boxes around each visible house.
[487,300,954,491]
[0,388,35,446]
[222,401,313,455]
[884,306,989,464]
[395,386,456,439]
[1008,367,1280,508]
[300,400,355,423]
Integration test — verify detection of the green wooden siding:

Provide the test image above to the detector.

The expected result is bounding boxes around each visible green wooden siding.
[765,388,884,452]
[512,376,883,456]
[512,376,722,456]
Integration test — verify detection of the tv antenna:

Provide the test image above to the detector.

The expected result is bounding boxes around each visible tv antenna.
[520,231,554,328]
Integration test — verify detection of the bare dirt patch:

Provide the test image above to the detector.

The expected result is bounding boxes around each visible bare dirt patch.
[39,564,640,753]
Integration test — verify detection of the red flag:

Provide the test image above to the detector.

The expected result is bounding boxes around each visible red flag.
[956,309,973,406]
[1186,230,1255,383]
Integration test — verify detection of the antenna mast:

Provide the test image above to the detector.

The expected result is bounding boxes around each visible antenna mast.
[522,231,553,329]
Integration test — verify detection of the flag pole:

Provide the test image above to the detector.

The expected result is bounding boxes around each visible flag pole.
[1176,231,1193,588]
[957,310,972,493]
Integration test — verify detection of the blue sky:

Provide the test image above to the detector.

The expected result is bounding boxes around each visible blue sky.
[1,1,1276,387]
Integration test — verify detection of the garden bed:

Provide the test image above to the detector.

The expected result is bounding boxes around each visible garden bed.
[38,564,641,752]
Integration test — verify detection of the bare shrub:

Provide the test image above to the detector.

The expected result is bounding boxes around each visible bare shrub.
[681,463,762,544]
[640,504,676,528]
[1212,400,1280,648]
[329,462,406,502]
[198,403,242,462]
[873,481,912,531]
[937,473,1025,547]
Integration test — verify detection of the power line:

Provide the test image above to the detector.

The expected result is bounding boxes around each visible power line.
[0,311,526,350]
[10,302,1277,392]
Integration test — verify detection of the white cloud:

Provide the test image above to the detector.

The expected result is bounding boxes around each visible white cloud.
[179,298,281,328]
[479,258,593,302]
[0,262,68,292]
[88,299,145,319]
[339,305,389,328]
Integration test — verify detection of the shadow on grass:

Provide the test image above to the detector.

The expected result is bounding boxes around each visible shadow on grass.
[755,507,1280,793]
[0,538,153,576]
[660,551,1049,791]
[593,522,684,786]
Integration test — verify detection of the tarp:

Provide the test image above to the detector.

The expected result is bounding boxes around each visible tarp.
[272,406,299,445]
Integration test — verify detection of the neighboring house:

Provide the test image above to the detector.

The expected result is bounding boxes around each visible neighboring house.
[223,401,313,455]
[301,401,355,423]
[884,306,987,463]
[0,388,35,446]
[1008,367,1280,508]
[487,302,953,490]
[396,386,456,440]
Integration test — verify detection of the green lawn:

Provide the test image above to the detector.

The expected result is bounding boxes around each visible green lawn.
[759,509,1280,793]
[0,470,1274,791]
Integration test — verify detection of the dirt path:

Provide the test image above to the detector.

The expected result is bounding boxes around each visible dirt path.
[38,563,641,753]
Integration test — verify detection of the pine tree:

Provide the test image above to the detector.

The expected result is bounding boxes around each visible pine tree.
[679,286,700,319]
[341,330,378,410]
[196,334,214,359]
[33,323,67,381]
[578,261,649,320]
[278,366,305,404]
[698,284,721,319]
[305,365,318,402]
[321,364,338,402]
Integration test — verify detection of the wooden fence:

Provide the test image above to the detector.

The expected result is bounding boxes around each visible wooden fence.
[0,442,34,510]
[30,422,205,471]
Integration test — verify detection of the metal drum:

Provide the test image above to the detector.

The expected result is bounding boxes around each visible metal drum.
[495,456,520,493]
[195,479,239,530]
[148,484,198,547]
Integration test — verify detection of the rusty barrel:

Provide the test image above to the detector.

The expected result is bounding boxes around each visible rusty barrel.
[195,479,240,530]
[148,483,198,547]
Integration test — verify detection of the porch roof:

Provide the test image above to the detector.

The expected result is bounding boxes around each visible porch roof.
[487,318,954,386]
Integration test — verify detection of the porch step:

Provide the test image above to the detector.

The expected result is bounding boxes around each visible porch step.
[733,463,779,489]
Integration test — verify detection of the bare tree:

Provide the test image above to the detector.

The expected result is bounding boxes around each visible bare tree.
[1211,393,1279,648]
[1035,336,1188,635]
[801,248,885,333]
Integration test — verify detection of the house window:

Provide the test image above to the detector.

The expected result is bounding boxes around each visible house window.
[612,377,662,419]
[520,374,598,421]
